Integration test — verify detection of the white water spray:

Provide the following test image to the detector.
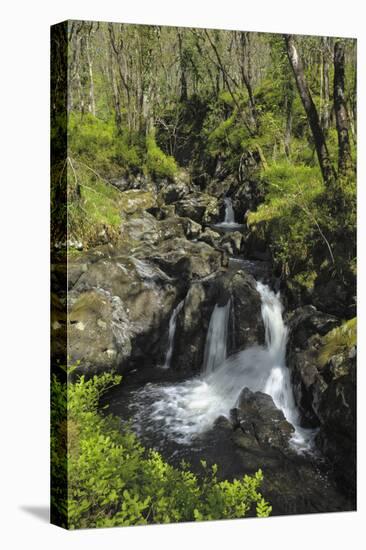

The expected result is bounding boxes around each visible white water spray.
[161,300,184,369]
[214,197,243,229]
[132,282,314,452]
[203,300,230,374]
[224,197,235,224]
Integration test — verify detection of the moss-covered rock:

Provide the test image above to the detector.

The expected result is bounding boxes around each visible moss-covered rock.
[287,315,356,497]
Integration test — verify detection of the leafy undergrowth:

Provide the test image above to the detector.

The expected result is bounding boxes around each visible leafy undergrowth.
[318,317,357,367]
[247,161,324,275]
[248,162,323,224]
[66,114,180,248]
[67,159,125,247]
[51,371,272,529]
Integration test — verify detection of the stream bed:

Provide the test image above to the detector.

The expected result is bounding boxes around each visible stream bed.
[102,200,355,516]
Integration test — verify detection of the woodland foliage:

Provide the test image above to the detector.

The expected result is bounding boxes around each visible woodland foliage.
[51,371,272,528]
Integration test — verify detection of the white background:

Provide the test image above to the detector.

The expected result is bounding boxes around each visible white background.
[0,0,364,548]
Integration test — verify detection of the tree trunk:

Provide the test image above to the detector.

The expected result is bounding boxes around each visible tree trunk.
[334,39,353,176]
[177,30,188,102]
[284,34,336,186]
[239,32,258,131]
[284,91,293,158]
[107,45,122,132]
[322,37,330,132]
[85,34,96,116]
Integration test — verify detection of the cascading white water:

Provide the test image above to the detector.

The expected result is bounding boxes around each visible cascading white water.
[224,197,235,224]
[202,300,230,374]
[213,197,243,230]
[161,300,184,369]
[131,282,314,452]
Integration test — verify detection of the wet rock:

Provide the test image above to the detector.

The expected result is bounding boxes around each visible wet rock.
[199,228,221,247]
[315,351,356,496]
[287,305,339,350]
[225,270,265,352]
[68,251,179,376]
[286,306,341,426]
[287,316,356,497]
[231,388,295,450]
[175,193,220,224]
[150,238,223,281]
[171,283,214,373]
[220,231,244,256]
[159,179,192,204]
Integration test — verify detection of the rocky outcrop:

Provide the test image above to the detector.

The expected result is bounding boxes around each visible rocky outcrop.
[68,247,179,376]
[174,193,220,224]
[287,305,339,349]
[316,348,356,495]
[219,231,244,256]
[67,206,226,377]
[286,306,340,425]
[184,387,353,516]
[158,177,192,204]
[150,237,224,281]
[287,313,356,496]
[170,266,265,373]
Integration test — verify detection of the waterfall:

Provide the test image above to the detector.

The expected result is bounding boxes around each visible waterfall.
[132,281,314,451]
[213,196,242,230]
[203,300,230,374]
[161,300,184,369]
[224,197,235,224]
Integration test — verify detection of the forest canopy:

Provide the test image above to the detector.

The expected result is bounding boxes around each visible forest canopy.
[59,22,356,304]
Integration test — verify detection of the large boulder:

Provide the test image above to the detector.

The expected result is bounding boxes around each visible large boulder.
[171,267,265,374]
[119,189,157,215]
[150,238,224,281]
[171,283,214,373]
[224,269,265,353]
[159,178,192,204]
[231,388,295,451]
[174,193,220,224]
[67,248,179,376]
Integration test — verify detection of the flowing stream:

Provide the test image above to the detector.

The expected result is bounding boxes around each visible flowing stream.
[202,300,230,374]
[224,197,235,223]
[161,300,184,369]
[127,280,315,452]
[213,197,243,230]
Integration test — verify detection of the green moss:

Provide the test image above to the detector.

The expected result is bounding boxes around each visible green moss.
[145,130,178,179]
[247,162,325,276]
[318,318,357,367]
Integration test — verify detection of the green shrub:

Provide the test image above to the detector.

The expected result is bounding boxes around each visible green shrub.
[51,371,272,529]
[318,317,357,367]
[68,113,116,174]
[247,161,325,275]
[145,130,178,179]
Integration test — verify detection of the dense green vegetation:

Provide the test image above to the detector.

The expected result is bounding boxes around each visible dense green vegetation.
[51,370,271,528]
[318,317,357,367]
[50,23,357,526]
[63,25,356,298]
